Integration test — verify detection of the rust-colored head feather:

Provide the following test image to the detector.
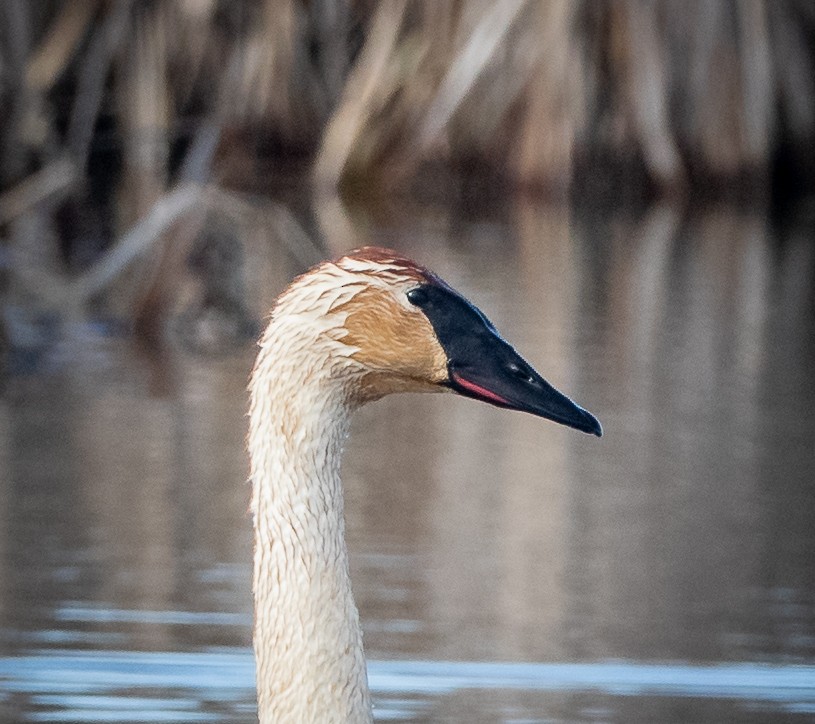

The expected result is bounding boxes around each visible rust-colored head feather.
[258,246,449,405]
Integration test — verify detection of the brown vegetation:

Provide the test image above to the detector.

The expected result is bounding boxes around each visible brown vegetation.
[0,1,813,347]
[2,1,813,195]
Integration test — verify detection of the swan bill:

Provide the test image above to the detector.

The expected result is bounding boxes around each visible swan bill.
[406,282,603,437]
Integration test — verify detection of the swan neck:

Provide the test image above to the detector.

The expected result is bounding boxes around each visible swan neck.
[249,357,371,722]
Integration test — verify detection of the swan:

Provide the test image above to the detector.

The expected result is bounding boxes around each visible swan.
[247,246,601,722]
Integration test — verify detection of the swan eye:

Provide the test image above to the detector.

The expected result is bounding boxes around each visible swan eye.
[407,287,429,307]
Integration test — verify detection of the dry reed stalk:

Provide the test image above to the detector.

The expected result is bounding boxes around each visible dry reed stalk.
[768,1,815,141]
[0,0,34,186]
[508,0,584,189]
[231,0,297,124]
[313,191,360,256]
[205,186,323,267]
[312,0,408,190]
[0,157,76,225]
[71,184,205,304]
[315,0,542,190]
[114,4,174,325]
[25,1,101,92]
[312,0,351,108]
[118,5,171,216]
[737,0,775,166]
[165,0,218,105]
[7,183,224,312]
[67,0,133,169]
[216,0,324,142]
[618,0,686,189]
[687,2,753,177]
[417,0,528,151]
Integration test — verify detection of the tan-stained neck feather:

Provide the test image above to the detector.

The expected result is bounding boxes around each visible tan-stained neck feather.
[248,249,445,722]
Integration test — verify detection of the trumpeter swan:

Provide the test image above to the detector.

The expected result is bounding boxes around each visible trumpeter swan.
[248,247,601,722]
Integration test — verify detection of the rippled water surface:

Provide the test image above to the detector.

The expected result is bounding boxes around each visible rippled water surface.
[1,200,814,722]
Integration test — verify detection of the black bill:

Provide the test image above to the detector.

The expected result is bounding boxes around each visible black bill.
[407,282,602,437]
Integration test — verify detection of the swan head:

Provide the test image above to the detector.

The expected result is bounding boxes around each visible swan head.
[271,246,601,436]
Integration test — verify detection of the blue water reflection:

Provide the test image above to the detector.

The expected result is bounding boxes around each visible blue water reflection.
[2,650,815,721]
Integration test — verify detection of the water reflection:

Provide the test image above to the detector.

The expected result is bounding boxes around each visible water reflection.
[1,652,813,722]
[1,198,814,722]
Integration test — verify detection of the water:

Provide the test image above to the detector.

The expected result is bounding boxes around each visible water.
[1,198,814,722]
[1,653,814,721]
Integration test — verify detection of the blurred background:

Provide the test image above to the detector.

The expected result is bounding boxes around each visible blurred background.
[1,1,814,722]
